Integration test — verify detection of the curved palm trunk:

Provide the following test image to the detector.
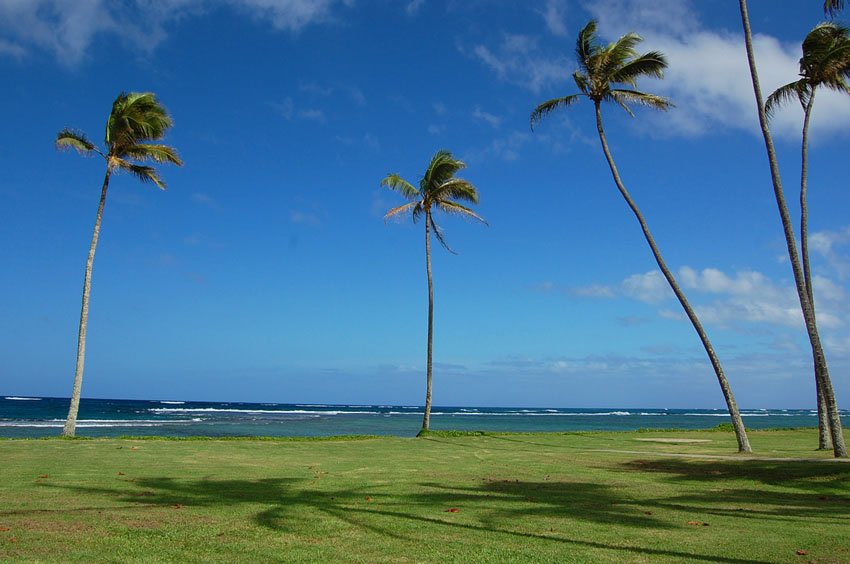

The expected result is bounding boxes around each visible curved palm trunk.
[63,167,112,437]
[739,0,846,457]
[419,209,435,435]
[594,103,752,453]
[800,92,833,450]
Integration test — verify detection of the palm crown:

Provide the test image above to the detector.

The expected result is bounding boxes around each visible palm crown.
[531,19,671,128]
[382,150,485,252]
[766,22,850,116]
[56,92,182,188]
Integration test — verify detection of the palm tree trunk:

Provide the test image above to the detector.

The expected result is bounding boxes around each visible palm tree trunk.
[594,103,752,453]
[800,91,833,450]
[63,167,112,437]
[419,209,435,435]
[739,0,847,457]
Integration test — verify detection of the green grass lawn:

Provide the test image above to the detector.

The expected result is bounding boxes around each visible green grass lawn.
[1,429,848,562]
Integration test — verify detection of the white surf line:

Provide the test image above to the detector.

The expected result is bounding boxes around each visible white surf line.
[588,449,850,462]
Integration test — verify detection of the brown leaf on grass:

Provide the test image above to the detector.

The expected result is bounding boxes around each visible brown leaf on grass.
[796,549,809,555]
[130,447,140,451]
[173,504,183,509]
[365,496,373,502]
[38,474,48,479]
[446,508,460,513]
[8,538,16,543]
[118,472,125,476]
[0,527,9,532]
[686,521,709,526]
[644,511,653,515]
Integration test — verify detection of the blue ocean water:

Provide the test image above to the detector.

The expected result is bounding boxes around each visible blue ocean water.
[1,396,843,438]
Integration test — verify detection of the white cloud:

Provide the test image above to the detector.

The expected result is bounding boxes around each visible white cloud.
[0,0,352,65]
[468,33,568,94]
[570,284,616,298]
[810,226,850,278]
[538,0,568,37]
[427,124,445,135]
[472,106,502,128]
[0,37,25,58]
[271,98,326,123]
[406,0,425,17]
[191,192,218,208]
[568,265,848,330]
[587,0,850,139]
[621,270,671,303]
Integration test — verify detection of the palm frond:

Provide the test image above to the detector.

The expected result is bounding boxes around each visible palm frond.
[599,33,642,81]
[422,150,465,191]
[609,89,672,112]
[825,0,846,17]
[55,128,97,155]
[433,178,480,205]
[765,80,808,118]
[384,201,418,222]
[530,95,581,129]
[610,51,668,86]
[429,216,456,254]
[412,202,425,223]
[115,158,166,189]
[381,173,420,200]
[106,92,175,151]
[575,19,599,72]
[437,201,488,225]
[123,143,183,166]
[572,71,590,95]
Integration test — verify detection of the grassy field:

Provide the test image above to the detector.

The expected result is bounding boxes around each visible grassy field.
[1,429,849,562]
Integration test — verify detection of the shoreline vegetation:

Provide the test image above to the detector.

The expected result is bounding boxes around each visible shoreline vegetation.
[2,428,848,561]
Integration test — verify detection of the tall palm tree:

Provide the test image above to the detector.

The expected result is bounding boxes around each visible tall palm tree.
[530,20,752,453]
[381,150,485,435]
[55,92,182,437]
[738,0,847,457]
[766,22,850,450]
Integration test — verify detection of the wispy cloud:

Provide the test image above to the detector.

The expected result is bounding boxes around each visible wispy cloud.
[0,0,353,65]
[810,226,850,279]
[472,106,502,128]
[465,33,568,94]
[271,97,326,123]
[406,0,425,17]
[538,0,568,37]
[191,192,219,208]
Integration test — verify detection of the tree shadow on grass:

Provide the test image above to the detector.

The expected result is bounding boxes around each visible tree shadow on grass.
[620,459,850,522]
[45,475,767,563]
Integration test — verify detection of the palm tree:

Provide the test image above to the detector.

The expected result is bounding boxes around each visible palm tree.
[55,92,182,437]
[766,22,850,450]
[738,0,847,457]
[530,20,752,453]
[381,150,485,435]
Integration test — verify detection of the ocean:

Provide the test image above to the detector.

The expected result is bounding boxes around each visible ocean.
[1,396,844,439]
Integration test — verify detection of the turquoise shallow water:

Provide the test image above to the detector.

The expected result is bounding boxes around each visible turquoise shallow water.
[0,396,844,438]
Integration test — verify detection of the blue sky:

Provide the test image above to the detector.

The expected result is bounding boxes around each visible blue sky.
[1,0,849,409]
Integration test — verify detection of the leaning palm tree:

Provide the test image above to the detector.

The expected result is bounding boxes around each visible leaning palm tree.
[381,150,485,435]
[766,22,850,450]
[56,92,182,437]
[531,20,752,453]
[739,0,847,457]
